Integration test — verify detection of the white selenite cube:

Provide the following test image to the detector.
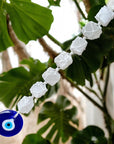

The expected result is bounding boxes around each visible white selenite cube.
[54,51,73,70]
[18,96,34,114]
[42,67,61,86]
[82,21,102,40]
[70,37,88,55]
[30,82,48,98]
[95,6,114,27]
[107,0,114,11]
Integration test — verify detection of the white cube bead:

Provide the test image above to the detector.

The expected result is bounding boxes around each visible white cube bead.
[54,51,73,70]
[42,67,60,86]
[30,82,48,98]
[70,37,88,55]
[95,6,114,27]
[18,96,34,114]
[82,21,102,40]
[107,0,114,11]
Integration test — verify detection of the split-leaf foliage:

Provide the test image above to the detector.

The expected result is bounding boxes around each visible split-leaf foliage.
[0,0,113,143]
[37,95,78,144]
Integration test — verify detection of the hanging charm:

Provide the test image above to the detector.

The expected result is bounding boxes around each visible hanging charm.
[0,110,23,137]
[17,96,34,114]
[54,51,73,70]
[70,36,88,55]
[1,3,113,138]
[95,6,114,27]
[82,21,102,40]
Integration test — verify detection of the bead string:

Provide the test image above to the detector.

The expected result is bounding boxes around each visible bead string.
[17,5,114,115]
[0,3,113,137]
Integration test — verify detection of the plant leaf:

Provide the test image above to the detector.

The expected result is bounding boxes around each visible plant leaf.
[62,36,77,51]
[48,0,61,6]
[89,0,105,7]
[71,125,107,144]
[88,5,103,22]
[5,0,53,43]
[0,10,13,52]
[66,29,113,85]
[22,133,50,144]
[0,0,3,9]
[38,95,78,144]
[0,58,47,107]
[107,49,114,63]
[82,32,113,72]
[66,55,93,86]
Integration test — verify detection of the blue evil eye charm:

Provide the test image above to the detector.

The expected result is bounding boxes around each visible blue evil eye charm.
[0,110,23,137]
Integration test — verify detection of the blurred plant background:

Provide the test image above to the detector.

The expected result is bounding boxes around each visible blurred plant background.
[0,0,114,144]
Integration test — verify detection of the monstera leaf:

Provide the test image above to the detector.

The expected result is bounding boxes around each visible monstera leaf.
[0,58,47,107]
[38,95,78,144]
[71,126,107,144]
[22,133,51,144]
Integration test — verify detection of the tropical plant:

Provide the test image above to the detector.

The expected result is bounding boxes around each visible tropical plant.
[0,0,114,144]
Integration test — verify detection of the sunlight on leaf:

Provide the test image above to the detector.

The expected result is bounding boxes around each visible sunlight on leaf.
[5,0,53,43]
[0,11,13,52]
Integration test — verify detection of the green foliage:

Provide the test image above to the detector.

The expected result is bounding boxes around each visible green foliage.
[48,0,61,6]
[0,0,3,9]
[62,36,77,51]
[5,0,53,43]
[108,49,114,64]
[66,29,113,85]
[66,55,93,86]
[88,0,105,21]
[89,0,105,7]
[0,58,47,107]
[71,126,107,144]
[36,84,59,106]
[0,0,53,52]
[0,1,113,143]
[38,95,78,144]
[0,11,13,52]
[22,133,50,144]
[82,34,113,71]
[88,5,103,22]
[105,20,114,64]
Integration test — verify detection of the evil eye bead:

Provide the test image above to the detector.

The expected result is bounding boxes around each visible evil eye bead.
[2,119,15,131]
[0,110,23,137]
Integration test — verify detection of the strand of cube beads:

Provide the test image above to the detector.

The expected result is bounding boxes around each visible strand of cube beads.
[0,3,114,137]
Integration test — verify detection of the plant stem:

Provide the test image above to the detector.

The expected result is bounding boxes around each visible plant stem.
[73,0,87,19]
[94,73,103,97]
[85,86,102,102]
[102,65,113,143]
[103,65,110,99]
[38,35,105,116]
[62,74,104,112]
[47,33,64,48]
[38,38,58,59]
